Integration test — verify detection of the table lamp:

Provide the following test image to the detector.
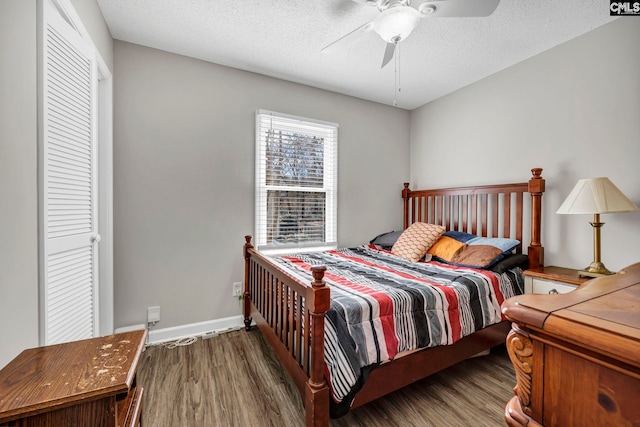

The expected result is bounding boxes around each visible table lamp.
[556,177,639,277]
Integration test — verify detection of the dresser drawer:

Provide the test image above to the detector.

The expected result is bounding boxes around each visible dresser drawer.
[531,278,576,295]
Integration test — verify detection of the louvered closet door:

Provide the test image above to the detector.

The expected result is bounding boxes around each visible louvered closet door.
[39,0,99,345]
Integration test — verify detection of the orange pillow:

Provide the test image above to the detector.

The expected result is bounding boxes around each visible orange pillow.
[392,222,446,262]
[427,236,466,261]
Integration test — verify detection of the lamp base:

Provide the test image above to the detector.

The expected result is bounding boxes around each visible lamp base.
[579,261,615,278]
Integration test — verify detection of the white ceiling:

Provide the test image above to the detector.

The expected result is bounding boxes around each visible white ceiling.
[96,0,618,110]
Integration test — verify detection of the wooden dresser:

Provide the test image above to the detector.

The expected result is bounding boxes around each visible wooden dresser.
[0,330,146,427]
[502,262,640,426]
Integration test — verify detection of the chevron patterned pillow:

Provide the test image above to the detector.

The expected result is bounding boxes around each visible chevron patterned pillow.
[392,222,446,262]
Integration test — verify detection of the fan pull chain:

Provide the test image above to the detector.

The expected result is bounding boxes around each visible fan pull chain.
[394,42,401,108]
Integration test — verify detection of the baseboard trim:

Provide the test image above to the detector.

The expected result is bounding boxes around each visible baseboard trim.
[137,316,246,346]
[114,324,146,334]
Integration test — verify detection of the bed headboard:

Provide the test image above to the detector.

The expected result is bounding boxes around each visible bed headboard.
[402,168,545,269]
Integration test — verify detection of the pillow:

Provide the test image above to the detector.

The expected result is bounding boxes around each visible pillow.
[449,245,503,267]
[370,230,403,250]
[442,230,478,243]
[392,222,446,262]
[489,253,529,274]
[429,232,521,269]
[467,237,520,253]
[427,236,466,260]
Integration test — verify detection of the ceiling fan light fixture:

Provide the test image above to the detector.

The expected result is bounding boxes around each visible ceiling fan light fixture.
[373,5,421,42]
[418,3,437,15]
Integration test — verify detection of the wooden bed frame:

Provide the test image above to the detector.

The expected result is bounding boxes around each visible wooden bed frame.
[243,168,546,427]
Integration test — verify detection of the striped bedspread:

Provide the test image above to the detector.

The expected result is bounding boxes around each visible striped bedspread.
[270,245,524,417]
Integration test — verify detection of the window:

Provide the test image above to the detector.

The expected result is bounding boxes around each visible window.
[255,110,338,253]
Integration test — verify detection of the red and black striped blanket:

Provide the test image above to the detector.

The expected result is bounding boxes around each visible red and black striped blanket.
[270,244,524,417]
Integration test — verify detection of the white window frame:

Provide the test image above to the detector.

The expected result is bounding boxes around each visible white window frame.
[255,110,338,255]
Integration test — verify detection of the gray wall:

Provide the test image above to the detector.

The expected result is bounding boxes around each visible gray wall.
[410,18,640,272]
[112,41,410,330]
[0,0,39,368]
[70,0,113,71]
[0,0,112,368]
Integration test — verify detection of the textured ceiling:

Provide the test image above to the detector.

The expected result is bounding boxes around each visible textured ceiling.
[96,0,618,110]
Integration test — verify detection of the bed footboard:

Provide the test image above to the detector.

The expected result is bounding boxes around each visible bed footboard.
[243,236,330,427]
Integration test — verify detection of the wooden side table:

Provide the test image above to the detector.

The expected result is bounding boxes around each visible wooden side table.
[523,266,591,294]
[0,330,146,427]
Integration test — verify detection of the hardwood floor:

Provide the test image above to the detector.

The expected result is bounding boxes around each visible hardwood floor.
[138,329,514,426]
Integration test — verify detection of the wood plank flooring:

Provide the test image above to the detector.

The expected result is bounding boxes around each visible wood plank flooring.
[138,329,515,426]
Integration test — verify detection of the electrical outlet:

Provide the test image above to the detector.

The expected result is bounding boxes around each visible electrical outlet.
[232,282,243,297]
[147,306,160,323]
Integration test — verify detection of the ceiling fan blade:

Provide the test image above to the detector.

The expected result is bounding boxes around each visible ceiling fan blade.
[321,21,374,53]
[418,0,501,18]
[381,42,396,69]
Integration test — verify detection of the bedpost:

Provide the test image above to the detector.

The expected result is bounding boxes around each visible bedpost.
[243,235,253,331]
[527,169,545,269]
[305,265,330,427]
[402,182,411,229]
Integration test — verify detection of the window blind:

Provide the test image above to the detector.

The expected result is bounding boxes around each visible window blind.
[255,110,338,252]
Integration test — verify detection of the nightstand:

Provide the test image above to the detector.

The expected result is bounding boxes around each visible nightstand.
[0,330,146,427]
[523,266,591,294]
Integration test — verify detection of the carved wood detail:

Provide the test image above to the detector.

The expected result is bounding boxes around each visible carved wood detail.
[506,325,534,418]
[505,396,543,427]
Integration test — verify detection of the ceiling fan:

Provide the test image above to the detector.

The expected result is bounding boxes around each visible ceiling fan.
[323,0,501,68]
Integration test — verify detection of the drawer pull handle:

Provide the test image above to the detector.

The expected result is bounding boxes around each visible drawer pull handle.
[548,289,559,295]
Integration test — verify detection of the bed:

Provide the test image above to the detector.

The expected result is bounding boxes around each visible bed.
[242,168,546,426]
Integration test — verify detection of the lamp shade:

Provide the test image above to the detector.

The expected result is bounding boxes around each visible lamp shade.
[374,5,421,42]
[556,177,639,214]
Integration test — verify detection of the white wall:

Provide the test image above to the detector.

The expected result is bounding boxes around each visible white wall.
[112,41,410,330]
[410,18,640,272]
[0,0,112,368]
